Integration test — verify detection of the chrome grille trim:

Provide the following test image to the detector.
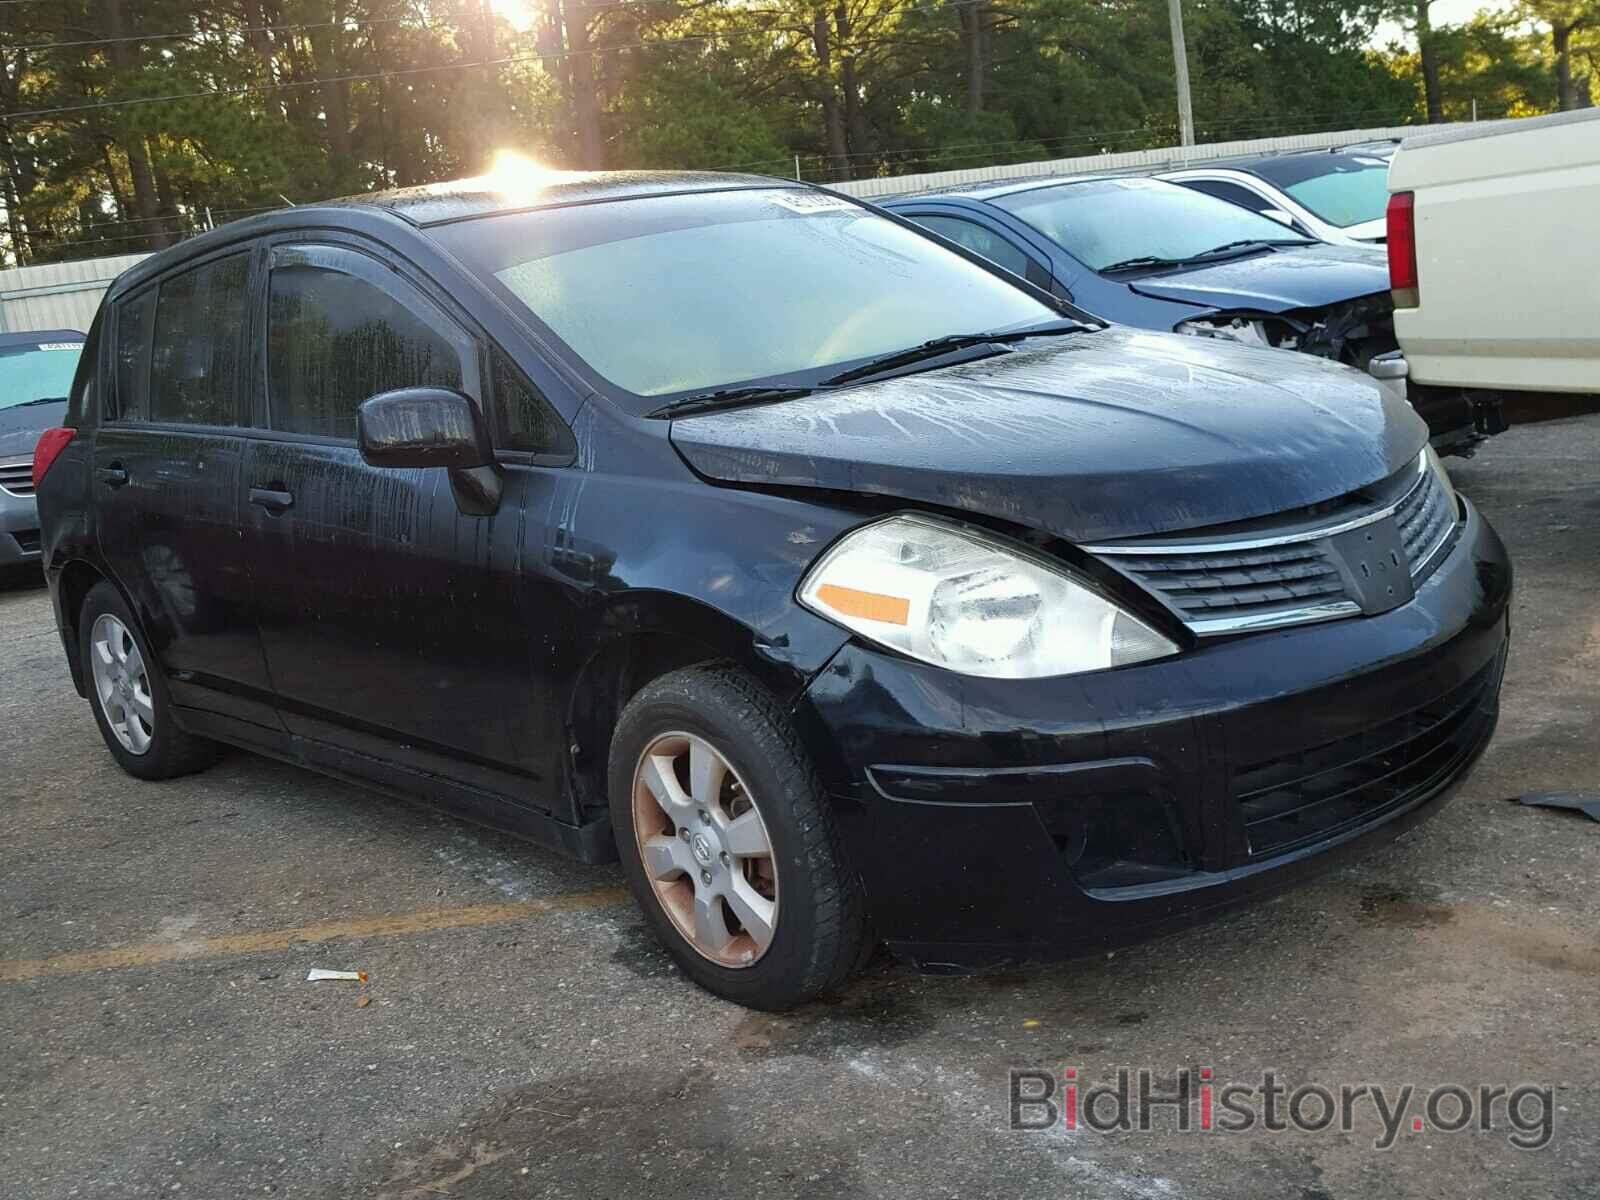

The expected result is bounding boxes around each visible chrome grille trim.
[1084,455,1428,556]
[1187,600,1362,636]
[1087,452,1460,637]
[0,455,34,498]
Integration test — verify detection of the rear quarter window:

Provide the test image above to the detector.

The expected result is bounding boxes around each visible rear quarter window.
[66,311,103,426]
[110,289,156,422]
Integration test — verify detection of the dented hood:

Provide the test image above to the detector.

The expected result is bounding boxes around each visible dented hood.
[668,328,1426,544]
[1128,243,1390,314]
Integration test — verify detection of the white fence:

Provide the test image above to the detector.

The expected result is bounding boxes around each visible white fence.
[0,119,1514,293]
[829,122,1431,199]
[0,253,149,335]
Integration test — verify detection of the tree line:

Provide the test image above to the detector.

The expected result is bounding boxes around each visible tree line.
[0,0,1594,265]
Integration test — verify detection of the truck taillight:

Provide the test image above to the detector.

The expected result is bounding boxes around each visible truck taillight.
[1387,191,1419,306]
[32,427,75,489]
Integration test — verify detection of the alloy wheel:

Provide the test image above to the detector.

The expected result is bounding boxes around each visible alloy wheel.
[90,614,154,755]
[630,732,778,968]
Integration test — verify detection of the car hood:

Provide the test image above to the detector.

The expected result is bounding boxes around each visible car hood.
[1342,217,1387,243]
[1128,243,1390,313]
[0,399,67,460]
[668,328,1426,544]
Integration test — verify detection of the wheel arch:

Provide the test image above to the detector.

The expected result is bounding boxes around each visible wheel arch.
[54,558,116,697]
[563,590,844,829]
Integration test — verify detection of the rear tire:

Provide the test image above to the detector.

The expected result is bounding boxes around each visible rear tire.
[79,581,223,780]
[608,665,867,1010]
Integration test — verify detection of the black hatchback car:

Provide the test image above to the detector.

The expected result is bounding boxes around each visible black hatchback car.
[34,169,1511,1010]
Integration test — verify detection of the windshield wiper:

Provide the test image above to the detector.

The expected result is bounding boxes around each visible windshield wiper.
[12,395,68,407]
[820,319,1090,387]
[1191,238,1315,259]
[1101,240,1316,275]
[1100,255,1188,274]
[645,385,815,419]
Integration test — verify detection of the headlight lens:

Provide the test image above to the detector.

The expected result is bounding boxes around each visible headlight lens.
[1422,445,1458,520]
[798,514,1178,679]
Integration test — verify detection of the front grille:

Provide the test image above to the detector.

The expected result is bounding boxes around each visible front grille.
[1105,543,1349,624]
[0,457,32,497]
[12,528,40,554]
[1088,453,1460,636]
[1233,653,1502,859]
[1395,458,1455,570]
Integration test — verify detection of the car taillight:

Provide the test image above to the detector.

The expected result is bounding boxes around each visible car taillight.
[32,427,75,489]
[1386,191,1418,306]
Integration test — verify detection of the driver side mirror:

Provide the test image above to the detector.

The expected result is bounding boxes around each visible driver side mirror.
[357,387,492,469]
[357,387,501,516]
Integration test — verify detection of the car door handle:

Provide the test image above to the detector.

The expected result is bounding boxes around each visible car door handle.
[96,465,129,488]
[248,487,294,512]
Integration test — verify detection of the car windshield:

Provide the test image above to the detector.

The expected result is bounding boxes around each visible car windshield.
[992,177,1310,272]
[1249,155,1392,228]
[0,339,83,410]
[431,188,1058,401]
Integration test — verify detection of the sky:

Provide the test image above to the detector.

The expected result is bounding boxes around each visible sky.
[1370,0,1528,46]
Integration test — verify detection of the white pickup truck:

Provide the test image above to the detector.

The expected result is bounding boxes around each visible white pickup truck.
[1383,109,1600,444]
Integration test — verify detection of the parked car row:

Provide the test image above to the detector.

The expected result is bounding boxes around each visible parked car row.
[880,168,1483,453]
[31,166,1510,1009]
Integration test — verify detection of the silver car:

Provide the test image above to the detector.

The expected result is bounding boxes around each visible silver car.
[1,329,84,580]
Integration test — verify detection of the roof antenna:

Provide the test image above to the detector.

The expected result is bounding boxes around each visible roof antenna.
[277,193,296,207]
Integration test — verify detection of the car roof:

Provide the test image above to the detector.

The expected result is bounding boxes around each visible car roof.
[106,169,803,300]
[317,169,791,226]
[880,172,1125,203]
[1161,148,1394,184]
[0,329,85,349]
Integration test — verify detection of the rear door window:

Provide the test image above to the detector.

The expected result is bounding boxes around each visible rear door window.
[265,244,475,441]
[147,252,250,426]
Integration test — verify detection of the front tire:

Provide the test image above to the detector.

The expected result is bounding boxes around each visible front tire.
[79,580,222,780]
[608,665,867,1010]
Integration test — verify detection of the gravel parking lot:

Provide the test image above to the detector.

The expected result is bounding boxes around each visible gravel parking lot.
[3,413,1598,1200]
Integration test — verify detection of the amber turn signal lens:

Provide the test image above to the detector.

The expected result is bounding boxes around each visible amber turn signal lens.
[814,583,910,626]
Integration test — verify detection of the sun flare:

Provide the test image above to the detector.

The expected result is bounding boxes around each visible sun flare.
[488,0,538,31]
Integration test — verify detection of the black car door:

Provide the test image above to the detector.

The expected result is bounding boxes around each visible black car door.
[239,238,548,803]
[92,247,281,731]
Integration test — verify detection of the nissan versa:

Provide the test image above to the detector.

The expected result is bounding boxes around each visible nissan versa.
[33,170,1511,1010]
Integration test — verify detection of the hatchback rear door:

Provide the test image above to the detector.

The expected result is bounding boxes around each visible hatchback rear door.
[92,247,281,732]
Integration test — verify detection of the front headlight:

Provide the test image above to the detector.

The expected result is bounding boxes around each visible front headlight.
[1422,445,1458,519]
[798,514,1178,679]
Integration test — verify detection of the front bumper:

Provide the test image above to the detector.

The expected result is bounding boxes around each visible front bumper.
[0,484,41,567]
[797,499,1511,972]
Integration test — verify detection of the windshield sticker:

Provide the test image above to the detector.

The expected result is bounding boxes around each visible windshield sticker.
[769,192,858,215]
[37,342,84,351]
